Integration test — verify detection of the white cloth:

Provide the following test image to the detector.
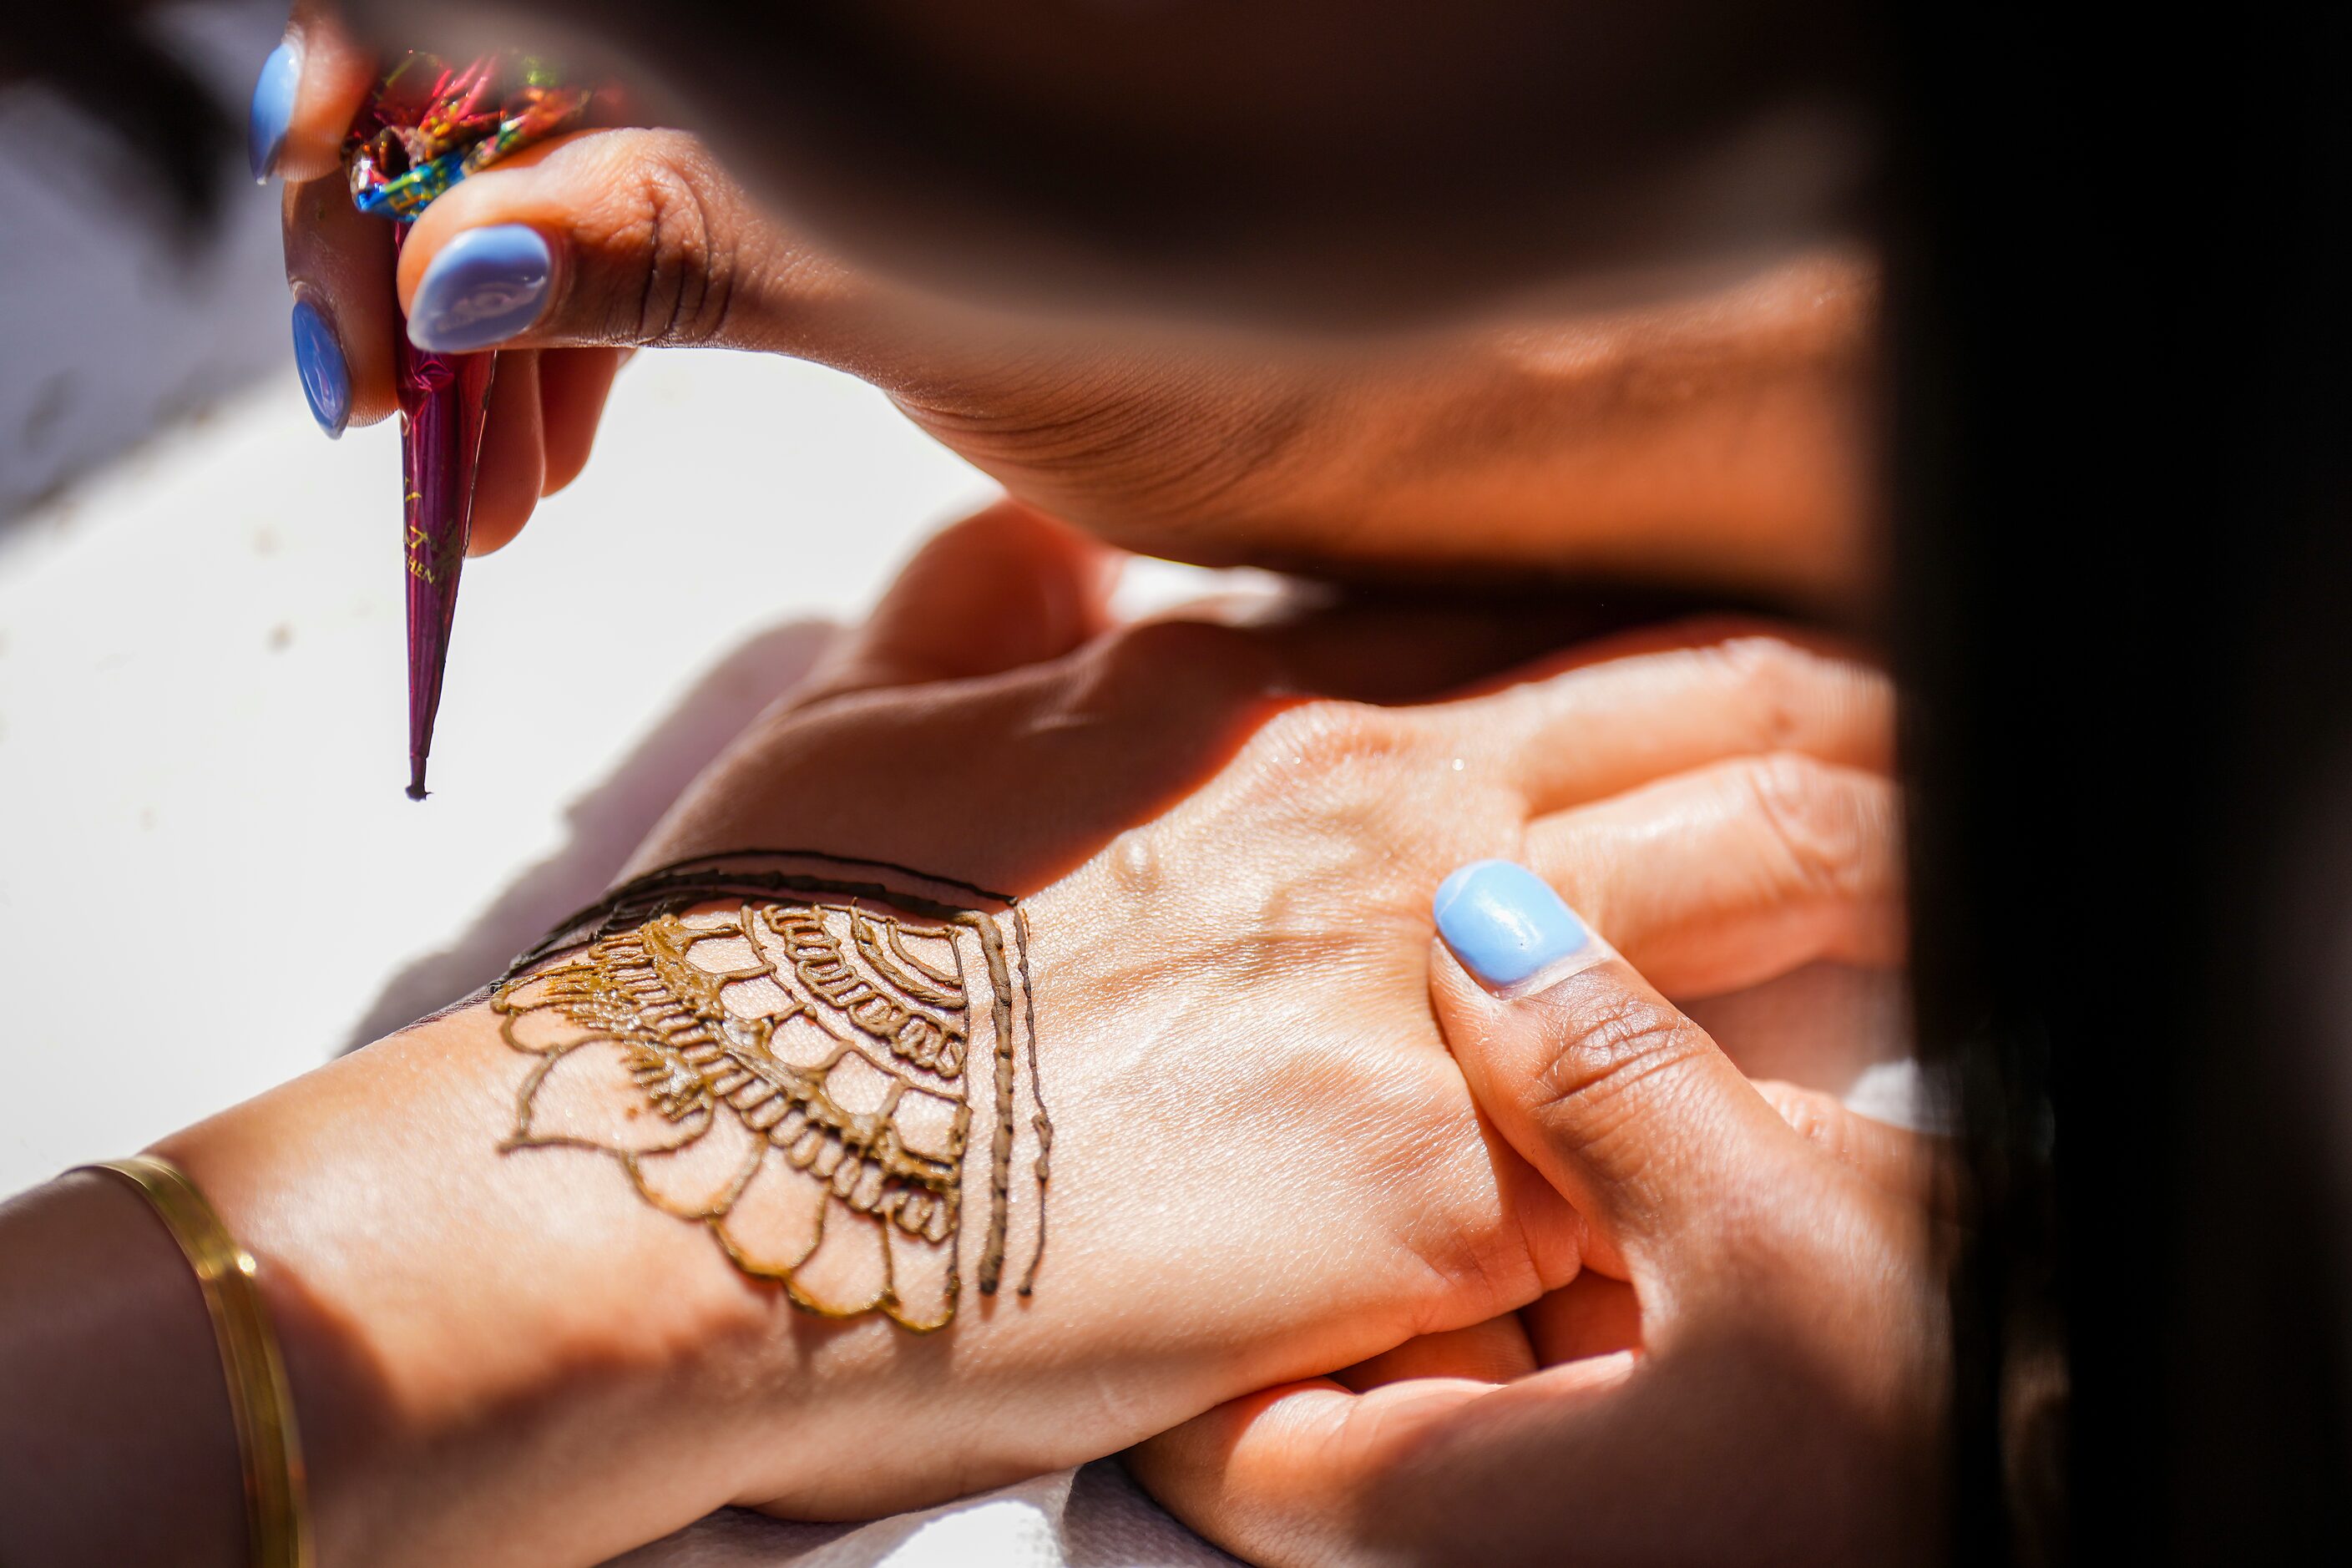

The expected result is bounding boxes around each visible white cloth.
[609,1462,1238,1568]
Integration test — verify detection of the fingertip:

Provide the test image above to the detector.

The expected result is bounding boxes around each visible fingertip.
[1432,860,1610,996]
[840,499,1121,690]
[282,176,402,430]
[1426,864,1785,1258]
[1127,1378,1355,1504]
[405,225,558,354]
[974,499,1124,649]
[247,38,300,183]
[289,296,350,438]
[392,139,593,326]
[263,19,378,185]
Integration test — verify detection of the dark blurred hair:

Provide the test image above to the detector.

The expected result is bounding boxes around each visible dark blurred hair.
[1892,8,2352,1559]
[0,8,235,232]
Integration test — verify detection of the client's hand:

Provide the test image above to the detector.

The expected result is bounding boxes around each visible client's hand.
[258,13,1874,600]
[137,504,1897,1565]
[1131,867,1943,1565]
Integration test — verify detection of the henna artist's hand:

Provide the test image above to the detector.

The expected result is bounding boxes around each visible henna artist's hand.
[113,503,1904,1564]
[255,11,1876,599]
[1129,871,1946,1565]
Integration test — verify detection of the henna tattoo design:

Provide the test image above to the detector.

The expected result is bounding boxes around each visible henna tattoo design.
[491,852,1050,1332]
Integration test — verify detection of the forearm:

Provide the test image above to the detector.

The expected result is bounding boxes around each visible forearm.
[903,250,1878,611]
[1298,250,1879,608]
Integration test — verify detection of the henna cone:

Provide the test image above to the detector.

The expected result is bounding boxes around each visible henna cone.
[343,53,590,797]
[394,226,496,799]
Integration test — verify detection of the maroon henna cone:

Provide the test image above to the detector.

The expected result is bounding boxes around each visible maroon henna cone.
[341,54,590,797]
[394,225,497,800]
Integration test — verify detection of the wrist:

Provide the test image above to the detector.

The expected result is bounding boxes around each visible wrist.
[158,1004,761,1565]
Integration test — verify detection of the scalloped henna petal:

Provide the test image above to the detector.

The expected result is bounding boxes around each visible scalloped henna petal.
[714,1149,829,1277]
[630,1105,765,1217]
[787,1194,893,1318]
[519,1039,716,1153]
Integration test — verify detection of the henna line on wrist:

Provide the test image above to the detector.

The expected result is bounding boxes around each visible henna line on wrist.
[964,911,1019,1296]
[1014,903,1052,1298]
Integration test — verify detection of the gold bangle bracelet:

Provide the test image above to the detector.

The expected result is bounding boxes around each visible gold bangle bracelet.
[77,1155,313,1568]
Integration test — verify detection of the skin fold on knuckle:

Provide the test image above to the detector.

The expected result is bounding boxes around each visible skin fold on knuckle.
[1701,630,1820,752]
[1733,751,1879,907]
[1758,1080,1844,1152]
[1217,704,1454,882]
[1518,985,1712,1186]
[1715,630,1891,767]
[594,139,739,347]
[1249,701,1419,783]
[1758,1082,1939,1208]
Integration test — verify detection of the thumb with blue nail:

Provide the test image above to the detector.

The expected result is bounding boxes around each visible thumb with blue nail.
[1132,857,1945,1566]
[1429,858,1824,1277]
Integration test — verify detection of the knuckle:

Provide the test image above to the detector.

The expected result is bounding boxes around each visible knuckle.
[612,144,736,346]
[1734,751,1871,900]
[1711,631,1817,750]
[1762,1081,1839,1150]
[1253,700,1415,776]
[1530,988,1711,1146]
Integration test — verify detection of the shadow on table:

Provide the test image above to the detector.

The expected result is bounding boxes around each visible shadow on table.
[343,618,836,1050]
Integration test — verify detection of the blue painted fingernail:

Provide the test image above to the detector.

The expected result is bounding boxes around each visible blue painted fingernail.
[407,226,554,352]
[1434,859,1590,989]
[291,297,349,438]
[248,39,300,181]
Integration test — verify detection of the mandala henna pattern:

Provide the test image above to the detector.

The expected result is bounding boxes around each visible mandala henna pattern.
[491,852,1050,1333]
